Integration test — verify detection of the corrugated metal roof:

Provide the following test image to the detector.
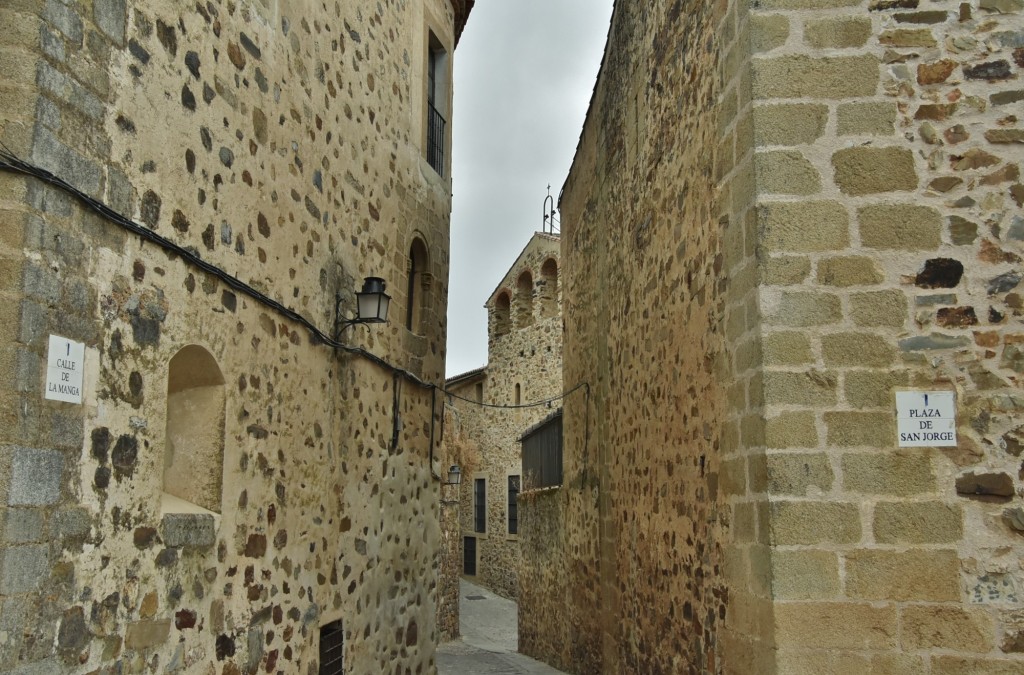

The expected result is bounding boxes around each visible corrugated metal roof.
[519,407,563,442]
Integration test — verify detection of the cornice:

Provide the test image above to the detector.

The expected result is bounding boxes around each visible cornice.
[449,0,474,47]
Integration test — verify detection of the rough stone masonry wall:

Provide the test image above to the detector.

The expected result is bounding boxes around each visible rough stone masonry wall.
[446,234,562,601]
[0,0,463,673]
[435,436,464,642]
[750,0,1024,672]
[527,1,736,672]
[514,485,566,668]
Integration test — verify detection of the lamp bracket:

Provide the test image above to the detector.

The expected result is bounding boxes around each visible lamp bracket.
[333,293,366,342]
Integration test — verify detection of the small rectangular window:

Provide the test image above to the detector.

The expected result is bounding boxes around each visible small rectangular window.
[507,475,520,535]
[319,620,344,675]
[463,536,477,575]
[474,478,486,533]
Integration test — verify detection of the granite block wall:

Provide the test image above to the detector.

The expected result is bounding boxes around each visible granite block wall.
[751,0,1024,670]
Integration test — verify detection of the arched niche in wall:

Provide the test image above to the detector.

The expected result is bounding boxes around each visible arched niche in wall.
[163,345,226,514]
[493,291,511,337]
[539,258,558,318]
[516,271,534,328]
[407,236,431,334]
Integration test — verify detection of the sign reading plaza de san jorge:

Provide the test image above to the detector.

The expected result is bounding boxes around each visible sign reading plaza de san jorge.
[895,390,957,448]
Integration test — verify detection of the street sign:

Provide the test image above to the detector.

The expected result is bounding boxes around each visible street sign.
[895,390,957,448]
[45,334,85,404]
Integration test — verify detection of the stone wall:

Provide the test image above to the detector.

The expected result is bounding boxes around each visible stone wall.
[0,1,470,673]
[716,0,774,670]
[436,479,461,643]
[443,233,563,601]
[521,0,1024,674]
[750,0,1024,671]
[522,1,737,672]
[515,487,566,668]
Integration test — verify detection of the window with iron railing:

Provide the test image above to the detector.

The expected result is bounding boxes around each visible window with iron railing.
[426,35,448,177]
[427,102,446,176]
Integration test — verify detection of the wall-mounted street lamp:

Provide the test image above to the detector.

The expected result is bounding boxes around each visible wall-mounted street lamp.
[335,277,391,339]
[440,464,462,506]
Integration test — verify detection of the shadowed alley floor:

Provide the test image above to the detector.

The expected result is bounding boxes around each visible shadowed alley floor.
[436,579,568,675]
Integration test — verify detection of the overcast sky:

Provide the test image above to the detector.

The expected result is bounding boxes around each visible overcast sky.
[445,0,614,378]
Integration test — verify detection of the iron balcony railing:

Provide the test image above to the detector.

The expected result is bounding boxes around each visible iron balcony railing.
[427,102,446,176]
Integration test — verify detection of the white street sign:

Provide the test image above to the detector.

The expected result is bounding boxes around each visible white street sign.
[895,390,957,448]
[45,334,85,404]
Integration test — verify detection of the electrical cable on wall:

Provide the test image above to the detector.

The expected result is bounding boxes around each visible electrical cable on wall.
[0,148,591,466]
[0,146,434,388]
[443,380,588,410]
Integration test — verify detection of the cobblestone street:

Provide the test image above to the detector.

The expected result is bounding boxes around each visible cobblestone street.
[437,580,567,675]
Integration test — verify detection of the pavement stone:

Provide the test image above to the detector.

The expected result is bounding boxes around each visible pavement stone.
[437,579,567,675]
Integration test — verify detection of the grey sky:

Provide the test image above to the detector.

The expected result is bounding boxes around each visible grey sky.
[445,0,614,378]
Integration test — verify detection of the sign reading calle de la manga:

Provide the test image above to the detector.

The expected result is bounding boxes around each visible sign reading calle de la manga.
[895,390,957,448]
[45,334,85,404]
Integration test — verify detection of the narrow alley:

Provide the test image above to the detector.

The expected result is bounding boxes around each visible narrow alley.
[437,580,567,675]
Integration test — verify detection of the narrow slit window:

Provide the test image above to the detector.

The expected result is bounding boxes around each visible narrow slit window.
[319,620,344,675]
[508,475,520,535]
[406,237,429,333]
[474,478,486,533]
[463,536,477,575]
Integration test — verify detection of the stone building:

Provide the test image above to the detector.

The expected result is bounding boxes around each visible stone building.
[0,0,472,673]
[441,232,563,601]
[520,1,1024,674]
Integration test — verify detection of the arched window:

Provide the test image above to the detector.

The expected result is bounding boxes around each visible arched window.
[515,271,534,328]
[540,258,558,318]
[493,292,511,337]
[407,237,430,333]
[164,345,225,514]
